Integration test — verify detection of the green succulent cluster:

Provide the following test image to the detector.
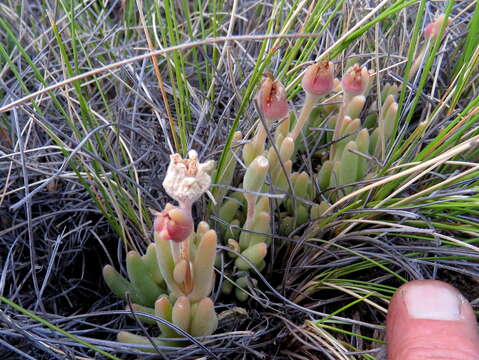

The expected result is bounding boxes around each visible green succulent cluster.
[315,83,400,201]
[103,219,218,349]
[103,244,165,307]
[213,142,273,300]
[213,62,401,300]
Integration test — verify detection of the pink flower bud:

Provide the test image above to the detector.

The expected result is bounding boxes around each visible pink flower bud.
[424,14,451,40]
[341,64,370,97]
[256,73,289,122]
[301,60,335,97]
[154,203,193,242]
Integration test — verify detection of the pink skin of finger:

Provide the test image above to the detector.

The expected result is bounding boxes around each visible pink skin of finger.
[387,280,479,360]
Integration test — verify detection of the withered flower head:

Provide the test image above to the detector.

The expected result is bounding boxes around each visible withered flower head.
[163,150,215,206]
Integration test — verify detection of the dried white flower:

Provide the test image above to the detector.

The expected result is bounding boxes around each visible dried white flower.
[163,150,215,206]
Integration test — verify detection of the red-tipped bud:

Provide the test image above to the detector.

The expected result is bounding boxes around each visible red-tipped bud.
[341,64,370,97]
[424,14,451,40]
[256,73,289,122]
[301,60,335,97]
[154,204,193,242]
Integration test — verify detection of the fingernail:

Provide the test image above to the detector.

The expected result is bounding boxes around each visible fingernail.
[404,282,464,320]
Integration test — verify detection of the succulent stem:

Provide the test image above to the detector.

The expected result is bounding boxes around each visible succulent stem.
[253,123,267,153]
[246,195,255,222]
[330,94,349,160]
[181,243,193,295]
[291,92,318,140]
[169,241,182,270]
[176,201,194,294]
[245,194,256,230]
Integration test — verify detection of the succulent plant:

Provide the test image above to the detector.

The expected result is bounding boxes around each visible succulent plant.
[104,13,451,338]
[103,151,218,350]
[213,60,400,299]
[214,14,449,300]
[103,243,165,308]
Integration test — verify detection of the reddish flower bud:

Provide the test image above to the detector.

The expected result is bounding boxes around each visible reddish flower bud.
[341,64,370,97]
[424,14,451,40]
[301,60,335,97]
[154,204,193,242]
[256,73,289,122]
